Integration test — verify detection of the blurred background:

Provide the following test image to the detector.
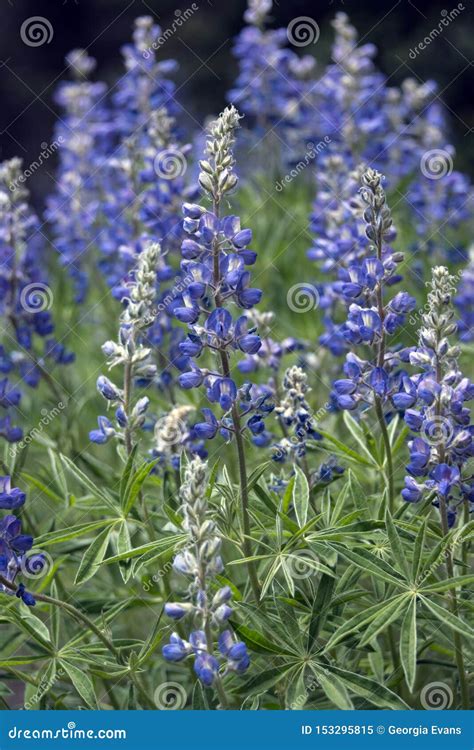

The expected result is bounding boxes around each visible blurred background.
[1,0,473,209]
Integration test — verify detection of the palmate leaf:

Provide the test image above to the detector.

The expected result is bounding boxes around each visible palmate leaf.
[74,525,115,585]
[308,573,336,646]
[60,660,97,708]
[35,519,116,548]
[421,575,474,593]
[285,666,307,710]
[239,665,294,696]
[317,429,376,467]
[334,545,407,588]
[24,660,57,709]
[121,458,159,516]
[292,464,309,528]
[323,596,402,651]
[322,664,409,709]
[420,596,474,639]
[385,511,411,580]
[400,598,417,692]
[232,624,295,656]
[358,595,409,647]
[59,454,117,512]
[309,665,353,710]
[343,411,381,465]
[101,533,187,565]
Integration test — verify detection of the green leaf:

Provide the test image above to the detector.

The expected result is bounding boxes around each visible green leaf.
[358,595,408,647]
[232,624,294,656]
[308,574,335,647]
[421,575,474,593]
[310,666,353,710]
[7,606,52,650]
[102,534,186,565]
[317,429,375,467]
[322,664,408,709]
[119,444,138,506]
[59,454,117,512]
[335,546,406,588]
[35,520,114,548]
[24,660,57,709]
[74,526,113,585]
[421,596,474,639]
[240,665,293,695]
[20,473,64,504]
[343,411,380,465]
[61,661,97,708]
[324,596,401,651]
[400,598,417,692]
[412,519,427,582]
[282,476,295,514]
[286,667,307,710]
[292,465,309,528]
[50,581,60,648]
[385,511,411,580]
[122,459,158,516]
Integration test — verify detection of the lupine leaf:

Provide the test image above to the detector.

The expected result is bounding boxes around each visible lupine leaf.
[74,526,114,585]
[61,661,97,708]
[292,464,309,528]
[322,664,408,709]
[421,596,474,639]
[400,598,417,692]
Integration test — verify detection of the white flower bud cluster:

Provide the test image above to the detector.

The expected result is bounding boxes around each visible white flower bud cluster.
[412,266,460,369]
[198,105,243,203]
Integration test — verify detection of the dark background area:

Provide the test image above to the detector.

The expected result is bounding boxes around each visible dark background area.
[1,0,473,209]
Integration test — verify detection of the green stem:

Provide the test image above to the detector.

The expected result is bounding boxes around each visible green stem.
[374,396,395,514]
[211,197,260,602]
[438,498,469,709]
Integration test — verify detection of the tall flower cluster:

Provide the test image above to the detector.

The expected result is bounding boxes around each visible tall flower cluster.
[162,458,249,691]
[45,49,109,302]
[90,242,159,452]
[273,366,321,462]
[97,16,187,298]
[0,159,73,444]
[229,0,317,166]
[0,478,42,606]
[331,169,416,412]
[176,106,273,443]
[401,267,473,527]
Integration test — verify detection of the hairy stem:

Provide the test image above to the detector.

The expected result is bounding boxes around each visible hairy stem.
[438,498,469,709]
